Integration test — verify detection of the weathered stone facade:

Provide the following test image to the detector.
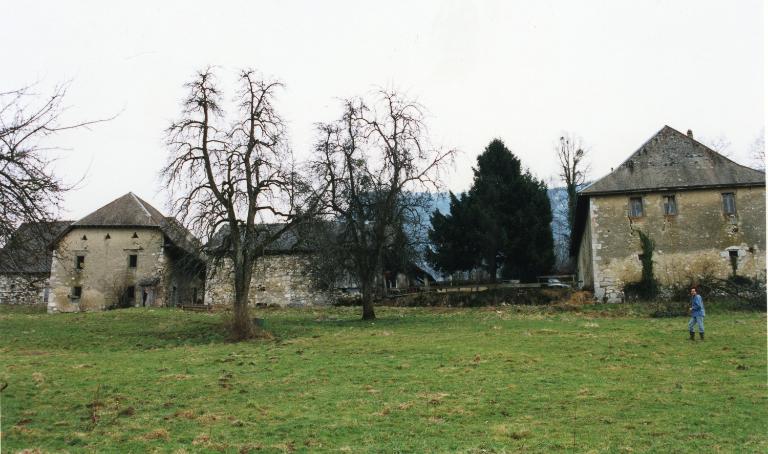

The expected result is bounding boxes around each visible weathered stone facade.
[578,187,766,301]
[205,253,333,307]
[573,126,766,302]
[51,227,162,311]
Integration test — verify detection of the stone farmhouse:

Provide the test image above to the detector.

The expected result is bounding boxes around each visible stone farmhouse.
[47,193,205,312]
[571,126,766,302]
[0,221,71,305]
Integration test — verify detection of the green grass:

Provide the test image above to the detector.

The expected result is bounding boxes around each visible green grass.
[0,304,765,453]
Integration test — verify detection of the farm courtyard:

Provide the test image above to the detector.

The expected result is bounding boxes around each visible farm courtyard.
[0,304,765,453]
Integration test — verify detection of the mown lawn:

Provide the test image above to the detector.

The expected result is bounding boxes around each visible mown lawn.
[0,304,765,453]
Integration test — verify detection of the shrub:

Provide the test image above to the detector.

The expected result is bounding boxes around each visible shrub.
[623,230,659,301]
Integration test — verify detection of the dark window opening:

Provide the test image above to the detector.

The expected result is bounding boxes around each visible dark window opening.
[722,192,736,215]
[629,197,644,217]
[638,253,645,261]
[105,233,111,239]
[81,235,87,240]
[128,254,138,268]
[192,287,199,305]
[72,286,82,299]
[132,232,139,238]
[663,195,677,215]
[728,250,738,258]
[76,255,85,270]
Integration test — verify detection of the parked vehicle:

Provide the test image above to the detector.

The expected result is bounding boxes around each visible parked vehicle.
[544,278,570,288]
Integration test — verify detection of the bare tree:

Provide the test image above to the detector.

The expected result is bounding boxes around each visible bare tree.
[312,90,455,320]
[555,133,589,232]
[749,129,765,171]
[0,84,104,248]
[703,135,732,157]
[163,68,316,339]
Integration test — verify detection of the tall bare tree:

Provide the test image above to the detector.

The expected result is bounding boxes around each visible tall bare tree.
[163,68,314,339]
[312,90,454,320]
[0,84,101,246]
[749,129,765,171]
[0,83,107,284]
[555,133,589,232]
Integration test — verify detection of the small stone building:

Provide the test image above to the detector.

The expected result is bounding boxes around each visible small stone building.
[204,224,334,307]
[48,193,205,312]
[0,221,71,305]
[571,126,766,302]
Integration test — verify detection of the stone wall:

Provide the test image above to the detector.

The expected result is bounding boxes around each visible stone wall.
[0,274,48,305]
[579,186,766,302]
[48,227,169,312]
[205,253,333,307]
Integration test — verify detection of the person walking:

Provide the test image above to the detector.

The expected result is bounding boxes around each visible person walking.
[688,287,705,340]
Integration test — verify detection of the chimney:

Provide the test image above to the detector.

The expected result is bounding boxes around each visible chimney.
[687,129,693,138]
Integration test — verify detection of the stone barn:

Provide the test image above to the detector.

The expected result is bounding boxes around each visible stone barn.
[571,126,766,302]
[47,193,205,312]
[204,224,335,307]
[0,221,71,305]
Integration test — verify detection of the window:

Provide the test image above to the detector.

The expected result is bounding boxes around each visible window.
[105,233,111,239]
[132,232,139,238]
[76,255,85,270]
[72,286,82,299]
[663,195,677,215]
[128,254,138,268]
[722,192,736,215]
[81,235,87,240]
[728,250,738,258]
[629,197,644,217]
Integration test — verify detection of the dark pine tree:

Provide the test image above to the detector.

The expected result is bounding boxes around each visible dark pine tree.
[427,192,479,275]
[428,139,555,282]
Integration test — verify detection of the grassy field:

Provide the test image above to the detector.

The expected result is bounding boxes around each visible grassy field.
[0,304,765,453]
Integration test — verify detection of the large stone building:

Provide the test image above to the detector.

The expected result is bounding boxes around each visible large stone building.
[0,221,71,305]
[47,193,205,312]
[572,126,766,302]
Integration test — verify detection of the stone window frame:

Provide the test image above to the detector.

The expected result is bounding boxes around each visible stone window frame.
[628,196,644,218]
[662,194,677,216]
[721,192,736,215]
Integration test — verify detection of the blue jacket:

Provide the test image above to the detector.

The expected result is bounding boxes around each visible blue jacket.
[690,294,705,317]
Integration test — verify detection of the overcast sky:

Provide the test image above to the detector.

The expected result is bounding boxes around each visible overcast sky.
[3,0,764,219]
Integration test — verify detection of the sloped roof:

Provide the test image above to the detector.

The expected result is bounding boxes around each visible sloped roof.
[206,222,325,254]
[581,126,765,195]
[57,193,201,257]
[0,221,72,274]
[74,192,167,227]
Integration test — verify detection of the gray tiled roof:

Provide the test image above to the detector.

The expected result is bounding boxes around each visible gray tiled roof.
[74,192,167,227]
[0,221,72,274]
[206,222,324,254]
[581,126,765,195]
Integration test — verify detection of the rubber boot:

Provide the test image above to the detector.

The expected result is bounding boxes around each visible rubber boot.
[699,332,704,341]
[689,332,695,341]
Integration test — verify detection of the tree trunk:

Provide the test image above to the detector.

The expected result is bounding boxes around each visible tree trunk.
[231,254,255,340]
[488,255,498,284]
[361,280,376,321]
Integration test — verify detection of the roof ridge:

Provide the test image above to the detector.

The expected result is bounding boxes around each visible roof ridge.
[130,192,153,219]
